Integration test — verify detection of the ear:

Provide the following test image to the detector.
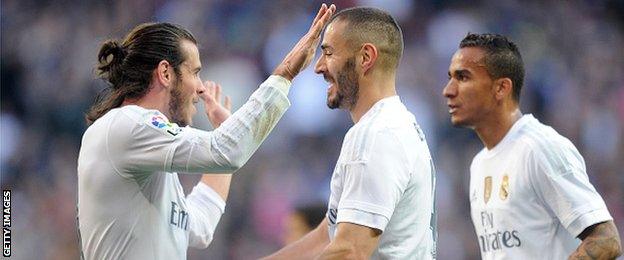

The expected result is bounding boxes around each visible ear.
[359,43,378,74]
[155,60,174,88]
[494,78,513,101]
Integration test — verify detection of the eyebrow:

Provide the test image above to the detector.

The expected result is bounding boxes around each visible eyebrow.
[320,44,333,51]
[449,69,471,77]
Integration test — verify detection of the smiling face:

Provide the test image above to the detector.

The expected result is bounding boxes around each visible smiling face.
[169,40,203,126]
[443,47,498,128]
[314,20,360,110]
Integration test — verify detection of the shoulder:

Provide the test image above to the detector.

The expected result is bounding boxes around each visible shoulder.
[122,105,184,136]
[116,105,161,125]
[345,115,419,164]
[517,118,584,176]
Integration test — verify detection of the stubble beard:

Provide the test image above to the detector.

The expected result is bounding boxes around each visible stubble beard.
[169,79,191,127]
[327,57,359,110]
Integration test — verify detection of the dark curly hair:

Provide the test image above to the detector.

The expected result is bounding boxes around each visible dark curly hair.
[460,33,525,102]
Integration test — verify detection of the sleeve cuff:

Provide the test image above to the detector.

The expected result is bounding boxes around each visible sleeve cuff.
[265,75,292,96]
[566,208,613,237]
[192,182,226,214]
[336,208,390,232]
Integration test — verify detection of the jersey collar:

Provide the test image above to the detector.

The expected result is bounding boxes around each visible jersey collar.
[358,95,401,124]
[483,114,535,157]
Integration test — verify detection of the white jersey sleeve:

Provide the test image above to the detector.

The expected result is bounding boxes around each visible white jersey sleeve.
[107,75,290,179]
[527,136,612,237]
[185,182,226,248]
[336,130,411,232]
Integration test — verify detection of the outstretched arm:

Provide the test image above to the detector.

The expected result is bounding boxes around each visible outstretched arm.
[569,220,622,260]
[262,218,331,260]
[317,222,380,260]
[117,3,335,175]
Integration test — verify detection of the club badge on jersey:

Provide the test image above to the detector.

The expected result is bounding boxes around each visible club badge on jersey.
[500,175,509,200]
[484,176,492,203]
[147,112,182,136]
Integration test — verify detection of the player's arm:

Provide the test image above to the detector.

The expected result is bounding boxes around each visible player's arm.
[262,218,331,260]
[187,86,233,248]
[198,80,234,200]
[174,2,336,173]
[527,143,621,259]
[569,220,622,260]
[316,223,380,259]
[316,130,412,259]
[116,3,336,175]
[186,3,335,171]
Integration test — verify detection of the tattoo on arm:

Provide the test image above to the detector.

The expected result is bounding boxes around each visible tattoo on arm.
[569,221,622,260]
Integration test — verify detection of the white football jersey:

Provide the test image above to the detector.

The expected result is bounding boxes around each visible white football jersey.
[469,114,612,260]
[327,96,437,259]
[77,76,290,259]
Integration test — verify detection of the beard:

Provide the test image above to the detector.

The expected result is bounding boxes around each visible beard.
[327,57,359,110]
[168,79,191,127]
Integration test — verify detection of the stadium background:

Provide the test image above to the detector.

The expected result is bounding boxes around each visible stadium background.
[1,0,623,259]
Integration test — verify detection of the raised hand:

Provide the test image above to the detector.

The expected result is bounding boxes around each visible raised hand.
[273,3,337,81]
[199,80,232,128]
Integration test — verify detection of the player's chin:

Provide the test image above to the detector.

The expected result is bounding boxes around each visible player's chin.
[326,96,339,109]
[450,115,469,128]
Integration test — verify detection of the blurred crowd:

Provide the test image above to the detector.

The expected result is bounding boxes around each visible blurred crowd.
[1,0,623,259]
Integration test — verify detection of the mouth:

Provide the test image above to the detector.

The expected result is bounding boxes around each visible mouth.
[448,104,459,114]
[327,83,337,93]
[323,75,336,93]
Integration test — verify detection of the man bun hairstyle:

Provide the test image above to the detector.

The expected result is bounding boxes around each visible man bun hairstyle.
[460,33,525,102]
[97,40,127,88]
[86,22,197,125]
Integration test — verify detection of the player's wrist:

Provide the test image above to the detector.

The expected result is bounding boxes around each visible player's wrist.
[273,62,295,82]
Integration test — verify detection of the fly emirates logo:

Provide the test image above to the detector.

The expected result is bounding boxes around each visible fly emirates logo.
[170,202,189,231]
[477,211,521,253]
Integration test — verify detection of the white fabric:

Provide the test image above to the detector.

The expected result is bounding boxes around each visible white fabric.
[469,114,613,260]
[327,96,437,259]
[77,76,290,259]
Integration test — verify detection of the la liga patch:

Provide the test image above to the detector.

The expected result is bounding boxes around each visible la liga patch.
[148,112,181,136]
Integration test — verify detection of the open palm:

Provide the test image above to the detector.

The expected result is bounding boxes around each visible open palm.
[200,80,231,128]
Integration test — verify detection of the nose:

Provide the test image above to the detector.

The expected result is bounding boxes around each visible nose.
[197,80,206,95]
[314,55,325,75]
[443,80,457,98]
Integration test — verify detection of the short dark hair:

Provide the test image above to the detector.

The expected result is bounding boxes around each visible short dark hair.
[86,22,197,125]
[329,7,403,70]
[460,33,525,102]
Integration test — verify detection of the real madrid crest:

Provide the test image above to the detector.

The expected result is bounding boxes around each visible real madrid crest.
[500,175,509,200]
[484,176,492,203]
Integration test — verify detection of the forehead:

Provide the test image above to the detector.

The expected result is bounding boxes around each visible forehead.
[180,39,200,68]
[450,47,486,70]
[322,20,349,50]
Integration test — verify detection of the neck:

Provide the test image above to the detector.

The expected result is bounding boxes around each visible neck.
[122,84,171,118]
[474,107,522,150]
[349,72,396,123]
